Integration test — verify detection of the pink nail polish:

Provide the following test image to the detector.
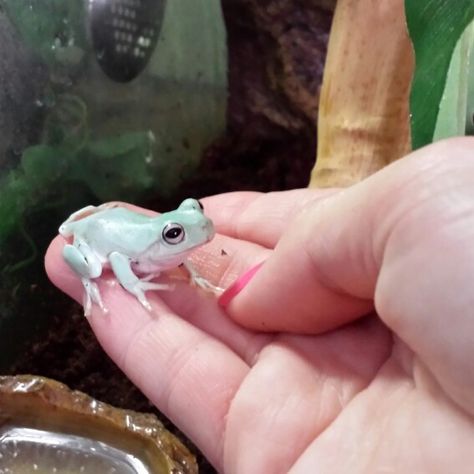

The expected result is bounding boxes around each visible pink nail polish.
[218,261,265,307]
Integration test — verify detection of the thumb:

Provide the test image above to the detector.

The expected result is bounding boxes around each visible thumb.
[219,138,474,335]
[219,186,375,333]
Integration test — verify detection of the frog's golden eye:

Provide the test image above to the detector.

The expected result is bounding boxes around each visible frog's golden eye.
[163,223,185,244]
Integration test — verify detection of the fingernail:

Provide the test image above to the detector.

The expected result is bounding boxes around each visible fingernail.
[218,261,265,307]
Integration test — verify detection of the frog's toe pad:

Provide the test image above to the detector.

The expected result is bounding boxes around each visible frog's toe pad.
[127,280,175,312]
[82,278,107,316]
[191,275,224,294]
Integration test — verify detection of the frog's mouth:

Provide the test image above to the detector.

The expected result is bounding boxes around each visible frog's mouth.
[203,220,215,241]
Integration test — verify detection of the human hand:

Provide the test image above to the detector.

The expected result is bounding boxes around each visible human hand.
[46,138,474,473]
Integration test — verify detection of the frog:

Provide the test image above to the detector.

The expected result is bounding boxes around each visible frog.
[59,198,216,316]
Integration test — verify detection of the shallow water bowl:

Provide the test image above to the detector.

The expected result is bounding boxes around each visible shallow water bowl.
[0,375,197,474]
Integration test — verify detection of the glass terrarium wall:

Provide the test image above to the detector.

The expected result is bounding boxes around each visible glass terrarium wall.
[0,0,227,367]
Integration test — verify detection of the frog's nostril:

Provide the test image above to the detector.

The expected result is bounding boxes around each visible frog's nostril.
[198,200,204,211]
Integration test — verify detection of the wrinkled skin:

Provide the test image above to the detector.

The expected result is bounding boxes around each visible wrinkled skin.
[46,138,474,473]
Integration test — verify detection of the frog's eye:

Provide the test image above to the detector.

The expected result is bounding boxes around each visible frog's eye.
[163,223,185,244]
[198,200,204,211]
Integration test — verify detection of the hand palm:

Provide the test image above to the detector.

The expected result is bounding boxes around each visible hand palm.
[47,182,474,473]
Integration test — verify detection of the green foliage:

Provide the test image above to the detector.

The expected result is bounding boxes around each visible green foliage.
[406,0,474,149]
[0,0,228,250]
[466,33,474,134]
[0,129,155,247]
[2,0,87,66]
[433,23,474,141]
[72,132,155,201]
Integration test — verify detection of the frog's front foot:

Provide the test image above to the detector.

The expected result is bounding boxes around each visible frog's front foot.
[109,251,175,311]
[191,274,223,293]
[82,278,108,317]
[126,280,175,311]
[184,261,224,294]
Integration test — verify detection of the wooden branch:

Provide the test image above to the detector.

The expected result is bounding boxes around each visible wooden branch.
[310,0,414,188]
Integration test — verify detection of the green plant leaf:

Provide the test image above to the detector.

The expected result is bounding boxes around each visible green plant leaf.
[466,30,474,134]
[433,23,474,141]
[74,132,156,201]
[406,0,474,149]
[1,0,87,66]
[0,0,228,247]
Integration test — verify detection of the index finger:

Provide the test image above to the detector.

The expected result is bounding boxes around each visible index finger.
[44,236,250,470]
[201,188,337,249]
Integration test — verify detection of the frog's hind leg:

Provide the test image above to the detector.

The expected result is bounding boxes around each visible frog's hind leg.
[62,240,105,317]
[59,206,98,237]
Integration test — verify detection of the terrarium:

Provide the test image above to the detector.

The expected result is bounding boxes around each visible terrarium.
[0,0,227,470]
[2,0,472,472]
[0,0,326,471]
[0,0,227,365]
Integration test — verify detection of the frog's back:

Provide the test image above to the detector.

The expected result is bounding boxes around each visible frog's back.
[59,206,150,238]
[59,205,161,258]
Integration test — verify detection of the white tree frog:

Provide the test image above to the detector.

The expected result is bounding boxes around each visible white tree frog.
[59,198,216,316]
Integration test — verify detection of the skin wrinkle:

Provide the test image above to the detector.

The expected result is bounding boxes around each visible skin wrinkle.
[118,316,161,372]
[298,194,369,300]
[413,358,474,428]
[353,363,416,473]
[241,331,274,367]
[288,341,406,472]
[373,209,416,332]
[332,317,391,379]
[354,205,380,293]
[208,189,336,250]
[222,360,276,472]
[321,374,344,415]
[371,147,474,268]
[301,216,371,306]
[276,327,391,473]
[236,193,286,246]
[275,327,385,387]
[225,193,261,244]
[389,386,422,469]
[214,384,241,472]
[301,227,347,297]
[150,280,273,365]
[254,190,335,247]
[296,376,344,472]
[119,316,200,406]
[234,196,274,249]
[165,284,203,322]
[166,337,220,407]
[232,196,261,240]
[390,336,414,378]
[345,160,443,295]
[364,402,406,473]
[414,413,431,474]
[369,155,449,265]
[149,329,244,469]
[280,395,323,473]
[375,202,474,338]
[226,346,325,474]
[373,155,474,348]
